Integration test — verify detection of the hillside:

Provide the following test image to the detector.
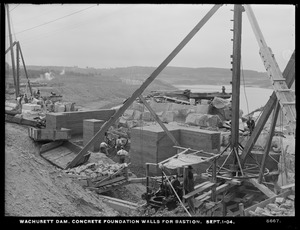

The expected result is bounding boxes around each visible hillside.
[6,65,295,110]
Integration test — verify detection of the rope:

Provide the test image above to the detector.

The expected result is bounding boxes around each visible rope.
[241,60,250,115]
[162,170,192,217]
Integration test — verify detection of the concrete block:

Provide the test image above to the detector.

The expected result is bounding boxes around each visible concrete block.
[133,110,142,120]
[123,110,135,120]
[46,109,115,135]
[162,111,175,123]
[141,111,153,121]
[83,119,105,152]
[131,101,145,112]
[196,104,210,114]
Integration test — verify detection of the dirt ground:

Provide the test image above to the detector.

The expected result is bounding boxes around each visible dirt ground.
[5,122,145,216]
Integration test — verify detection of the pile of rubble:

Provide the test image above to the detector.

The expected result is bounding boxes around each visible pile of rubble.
[249,194,295,216]
[63,161,127,178]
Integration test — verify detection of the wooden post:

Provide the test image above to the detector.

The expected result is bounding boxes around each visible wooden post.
[183,166,186,198]
[258,102,280,183]
[66,4,222,169]
[240,50,295,166]
[146,163,150,194]
[211,159,217,201]
[231,4,243,150]
[6,4,18,98]
[239,203,245,216]
[139,96,180,146]
[16,41,20,96]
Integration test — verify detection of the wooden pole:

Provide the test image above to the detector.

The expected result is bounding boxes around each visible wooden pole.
[231,5,244,171]
[66,5,222,169]
[139,96,180,146]
[211,158,217,201]
[240,50,295,166]
[5,41,16,54]
[18,43,33,96]
[230,4,243,150]
[16,41,20,96]
[258,102,280,183]
[6,4,18,98]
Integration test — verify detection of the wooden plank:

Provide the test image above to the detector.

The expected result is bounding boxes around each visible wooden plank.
[40,141,64,153]
[201,173,241,185]
[280,183,295,191]
[183,182,215,200]
[244,190,293,216]
[195,183,234,201]
[94,176,126,188]
[66,4,222,169]
[248,178,276,198]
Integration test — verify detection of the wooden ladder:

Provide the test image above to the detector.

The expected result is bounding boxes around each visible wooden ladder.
[244,5,296,134]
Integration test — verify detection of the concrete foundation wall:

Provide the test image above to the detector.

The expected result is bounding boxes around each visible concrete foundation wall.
[129,124,221,174]
[83,119,105,152]
[46,109,115,135]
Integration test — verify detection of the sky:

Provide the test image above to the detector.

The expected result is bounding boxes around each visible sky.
[5,4,295,72]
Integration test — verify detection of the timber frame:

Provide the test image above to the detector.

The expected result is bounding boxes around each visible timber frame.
[66,4,295,195]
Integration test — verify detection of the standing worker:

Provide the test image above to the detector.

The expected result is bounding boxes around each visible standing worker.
[24,94,28,104]
[117,146,129,164]
[99,141,109,156]
[246,116,255,135]
[184,166,195,214]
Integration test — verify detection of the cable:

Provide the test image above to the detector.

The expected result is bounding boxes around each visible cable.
[11,5,97,36]
[241,59,250,116]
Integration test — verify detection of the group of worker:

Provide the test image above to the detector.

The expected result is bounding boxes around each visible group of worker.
[99,134,129,164]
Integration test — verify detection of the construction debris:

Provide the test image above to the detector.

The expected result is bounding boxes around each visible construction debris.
[249,196,295,216]
[63,161,128,179]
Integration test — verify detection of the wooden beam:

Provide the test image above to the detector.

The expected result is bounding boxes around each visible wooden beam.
[18,43,33,96]
[16,42,20,97]
[258,102,280,183]
[66,4,222,169]
[139,96,180,146]
[231,4,243,149]
[6,5,18,98]
[248,178,276,198]
[5,41,17,54]
[240,50,295,165]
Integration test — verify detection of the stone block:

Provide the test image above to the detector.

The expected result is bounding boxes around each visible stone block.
[22,103,41,111]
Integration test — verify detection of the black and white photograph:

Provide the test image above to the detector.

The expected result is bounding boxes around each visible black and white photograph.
[4,3,295,225]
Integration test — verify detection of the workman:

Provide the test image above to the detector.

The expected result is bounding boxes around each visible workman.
[246,117,255,135]
[117,146,129,164]
[24,94,28,103]
[99,141,109,156]
[222,86,226,94]
[16,95,23,111]
[116,136,123,151]
[171,175,182,198]
[184,166,195,213]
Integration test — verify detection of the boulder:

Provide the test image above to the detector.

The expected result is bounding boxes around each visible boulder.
[185,113,222,128]
[162,111,175,123]
[133,110,142,120]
